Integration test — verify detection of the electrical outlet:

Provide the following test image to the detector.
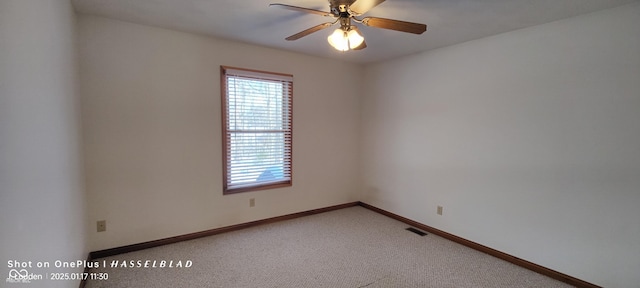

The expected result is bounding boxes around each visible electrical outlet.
[437,206,443,216]
[97,220,106,232]
[249,198,255,207]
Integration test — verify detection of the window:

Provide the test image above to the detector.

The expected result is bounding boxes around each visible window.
[221,66,293,194]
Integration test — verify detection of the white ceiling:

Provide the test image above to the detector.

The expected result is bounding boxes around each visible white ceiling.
[72,0,637,64]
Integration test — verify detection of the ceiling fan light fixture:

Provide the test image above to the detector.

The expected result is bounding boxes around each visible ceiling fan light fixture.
[328,27,364,51]
[272,1,427,51]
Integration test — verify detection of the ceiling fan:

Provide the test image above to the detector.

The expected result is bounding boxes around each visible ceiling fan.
[270,0,427,51]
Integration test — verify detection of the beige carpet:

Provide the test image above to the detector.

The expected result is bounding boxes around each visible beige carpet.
[86,207,574,287]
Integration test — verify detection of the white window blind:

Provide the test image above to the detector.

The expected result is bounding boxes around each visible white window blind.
[222,66,293,194]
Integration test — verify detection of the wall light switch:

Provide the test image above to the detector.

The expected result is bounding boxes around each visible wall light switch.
[249,198,255,207]
[437,206,443,216]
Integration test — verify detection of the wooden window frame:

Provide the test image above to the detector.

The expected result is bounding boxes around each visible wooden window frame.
[221,66,293,194]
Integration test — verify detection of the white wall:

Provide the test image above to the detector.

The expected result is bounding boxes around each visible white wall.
[78,15,362,251]
[0,0,87,287]
[361,3,640,288]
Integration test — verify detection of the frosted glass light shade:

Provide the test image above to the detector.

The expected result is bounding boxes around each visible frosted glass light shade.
[347,29,364,48]
[328,29,349,51]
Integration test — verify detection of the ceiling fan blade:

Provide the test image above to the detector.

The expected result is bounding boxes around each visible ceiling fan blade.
[352,40,367,50]
[269,3,333,17]
[349,0,386,15]
[361,17,427,34]
[286,22,334,41]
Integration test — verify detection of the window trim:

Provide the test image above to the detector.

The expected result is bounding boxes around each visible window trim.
[221,66,293,194]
